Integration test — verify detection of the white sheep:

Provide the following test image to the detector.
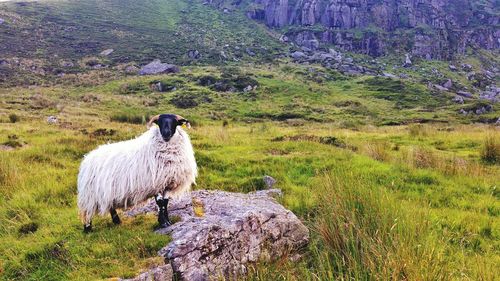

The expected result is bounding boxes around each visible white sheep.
[77,114,197,232]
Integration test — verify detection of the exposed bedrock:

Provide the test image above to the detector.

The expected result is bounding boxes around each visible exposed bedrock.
[124,189,310,281]
[243,0,499,58]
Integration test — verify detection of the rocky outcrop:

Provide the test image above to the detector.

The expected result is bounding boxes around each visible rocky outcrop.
[243,0,499,58]
[138,60,180,75]
[479,86,500,103]
[125,189,309,281]
[123,265,173,281]
[100,49,114,56]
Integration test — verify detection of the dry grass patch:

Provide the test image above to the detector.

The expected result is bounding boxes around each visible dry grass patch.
[481,134,500,165]
[363,141,390,162]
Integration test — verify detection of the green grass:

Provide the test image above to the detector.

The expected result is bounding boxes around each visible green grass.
[0,65,499,280]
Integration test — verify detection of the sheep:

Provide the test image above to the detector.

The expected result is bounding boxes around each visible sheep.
[77,114,197,232]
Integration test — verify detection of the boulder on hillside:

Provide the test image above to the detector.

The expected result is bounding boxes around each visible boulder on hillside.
[188,50,201,60]
[125,189,309,281]
[125,65,139,74]
[47,116,58,124]
[291,51,306,60]
[461,63,473,71]
[456,91,473,98]
[245,47,256,56]
[139,60,180,75]
[263,175,277,189]
[382,72,397,78]
[432,84,448,91]
[100,49,114,56]
[279,35,289,42]
[479,86,499,103]
[443,79,453,89]
[403,53,412,67]
[453,95,464,104]
[149,81,176,93]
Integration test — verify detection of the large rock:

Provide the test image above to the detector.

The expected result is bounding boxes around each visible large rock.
[479,86,500,103]
[453,95,464,104]
[125,189,309,280]
[139,60,180,75]
[47,116,58,124]
[403,53,412,67]
[188,50,201,60]
[263,175,277,189]
[456,91,473,98]
[431,84,448,92]
[442,79,453,89]
[123,265,173,281]
[290,51,307,60]
[100,49,114,56]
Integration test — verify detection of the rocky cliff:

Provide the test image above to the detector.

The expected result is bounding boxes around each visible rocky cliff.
[241,0,499,58]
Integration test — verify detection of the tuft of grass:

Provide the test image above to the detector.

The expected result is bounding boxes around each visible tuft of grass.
[8,114,19,123]
[2,135,25,148]
[481,135,500,165]
[110,113,148,125]
[408,124,428,137]
[18,222,39,235]
[408,146,438,169]
[364,141,390,162]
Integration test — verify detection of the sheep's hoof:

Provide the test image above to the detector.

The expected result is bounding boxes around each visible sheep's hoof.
[110,208,121,225]
[112,217,121,225]
[83,224,92,233]
[156,220,172,229]
[160,222,171,228]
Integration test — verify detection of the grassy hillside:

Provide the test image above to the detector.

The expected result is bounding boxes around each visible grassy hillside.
[0,0,283,85]
[0,65,499,280]
[0,0,499,279]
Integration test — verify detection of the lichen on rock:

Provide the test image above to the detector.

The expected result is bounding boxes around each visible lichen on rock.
[125,189,309,280]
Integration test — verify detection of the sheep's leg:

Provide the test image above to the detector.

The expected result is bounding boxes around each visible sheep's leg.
[83,222,92,233]
[155,194,171,228]
[162,198,172,226]
[110,208,121,225]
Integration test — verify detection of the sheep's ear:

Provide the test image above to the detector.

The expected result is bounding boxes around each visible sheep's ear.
[178,119,191,128]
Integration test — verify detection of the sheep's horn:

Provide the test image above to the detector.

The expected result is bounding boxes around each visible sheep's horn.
[147,115,160,128]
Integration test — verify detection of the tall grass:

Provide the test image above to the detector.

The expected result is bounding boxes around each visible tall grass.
[408,124,429,138]
[248,170,455,280]
[401,146,485,177]
[363,141,390,162]
[311,173,449,280]
[481,135,500,164]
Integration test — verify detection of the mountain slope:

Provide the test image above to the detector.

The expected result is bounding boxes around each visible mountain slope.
[0,0,283,85]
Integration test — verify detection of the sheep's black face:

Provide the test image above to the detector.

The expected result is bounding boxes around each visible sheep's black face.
[156,114,178,142]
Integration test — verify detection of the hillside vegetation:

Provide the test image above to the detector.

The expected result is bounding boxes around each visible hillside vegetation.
[0,0,283,85]
[0,65,499,280]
